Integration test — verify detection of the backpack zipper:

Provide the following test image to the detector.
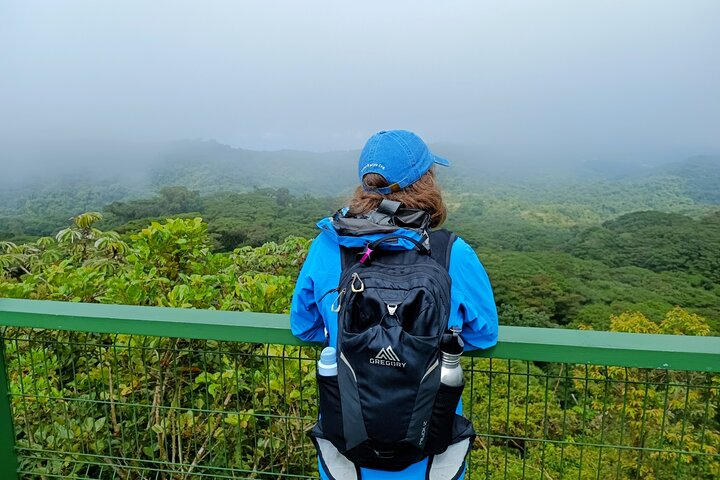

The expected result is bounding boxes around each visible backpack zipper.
[350,272,365,292]
[331,288,346,312]
[317,287,339,304]
[343,265,450,310]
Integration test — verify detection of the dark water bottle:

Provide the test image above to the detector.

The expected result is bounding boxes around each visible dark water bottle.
[439,330,464,387]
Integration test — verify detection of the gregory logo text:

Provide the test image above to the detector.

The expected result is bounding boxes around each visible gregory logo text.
[370,346,406,368]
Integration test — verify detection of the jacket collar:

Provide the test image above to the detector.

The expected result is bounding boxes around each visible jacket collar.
[317,202,431,250]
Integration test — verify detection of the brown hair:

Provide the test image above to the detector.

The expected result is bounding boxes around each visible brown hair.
[347,169,447,227]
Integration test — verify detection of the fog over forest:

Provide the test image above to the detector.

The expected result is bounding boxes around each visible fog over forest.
[1,0,719,183]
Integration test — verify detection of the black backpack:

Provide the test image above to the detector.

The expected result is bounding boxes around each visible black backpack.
[311,209,475,471]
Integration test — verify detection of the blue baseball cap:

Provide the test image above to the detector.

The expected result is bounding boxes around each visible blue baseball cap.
[358,130,450,194]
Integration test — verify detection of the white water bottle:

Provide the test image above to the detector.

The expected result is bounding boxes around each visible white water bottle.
[317,347,338,376]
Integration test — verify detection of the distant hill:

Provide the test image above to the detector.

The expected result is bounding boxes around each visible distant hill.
[564,210,720,283]
[148,140,359,196]
[148,141,718,193]
[1,139,717,222]
[649,155,720,204]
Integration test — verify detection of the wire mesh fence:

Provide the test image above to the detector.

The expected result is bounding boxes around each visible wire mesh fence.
[465,358,719,479]
[1,327,718,479]
[3,329,318,479]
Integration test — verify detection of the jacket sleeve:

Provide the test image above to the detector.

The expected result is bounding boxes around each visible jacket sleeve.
[448,236,499,351]
[290,236,327,343]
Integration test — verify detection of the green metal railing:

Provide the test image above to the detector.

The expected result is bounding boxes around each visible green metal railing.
[1,298,718,479]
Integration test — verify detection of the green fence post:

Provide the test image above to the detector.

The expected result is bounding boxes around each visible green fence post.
[0,338,19,480]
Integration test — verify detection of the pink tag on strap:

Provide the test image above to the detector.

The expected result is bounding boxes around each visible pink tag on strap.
[359,247,374,264]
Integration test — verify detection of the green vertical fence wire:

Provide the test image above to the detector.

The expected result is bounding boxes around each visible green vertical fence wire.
[0,329,19,480]
[0,299,719,479]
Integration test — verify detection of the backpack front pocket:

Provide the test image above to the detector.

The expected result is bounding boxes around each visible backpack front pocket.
[340,326,439,443]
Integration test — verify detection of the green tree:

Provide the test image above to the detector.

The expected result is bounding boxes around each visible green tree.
[572,309,719,479]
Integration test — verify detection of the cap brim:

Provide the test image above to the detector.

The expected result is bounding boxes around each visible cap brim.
[432,154,451,167]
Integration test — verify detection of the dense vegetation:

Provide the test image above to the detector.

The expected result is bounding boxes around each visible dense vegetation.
[1,213,717,479]
[103,186,339,251]
[1,151,718,478]
[2,215,316,477]
[2,174,719,333]
[566,211,720,283]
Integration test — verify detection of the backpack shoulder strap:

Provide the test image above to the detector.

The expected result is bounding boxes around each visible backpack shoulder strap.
[340,245,357,271]
[428,229,457,271]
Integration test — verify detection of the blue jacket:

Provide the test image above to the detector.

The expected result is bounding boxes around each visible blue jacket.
[291,217,498,350]
[290,216,498,479]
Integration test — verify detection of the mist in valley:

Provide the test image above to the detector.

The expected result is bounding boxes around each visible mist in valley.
[1,0,718,193]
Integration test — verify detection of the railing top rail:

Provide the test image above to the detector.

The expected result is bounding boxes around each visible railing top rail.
[1,298,718,372]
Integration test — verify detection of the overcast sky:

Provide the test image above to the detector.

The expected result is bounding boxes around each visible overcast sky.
[1,0,718,169]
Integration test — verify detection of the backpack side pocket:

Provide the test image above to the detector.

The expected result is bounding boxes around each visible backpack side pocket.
[316,372,345,450]
[424,382,464,455]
